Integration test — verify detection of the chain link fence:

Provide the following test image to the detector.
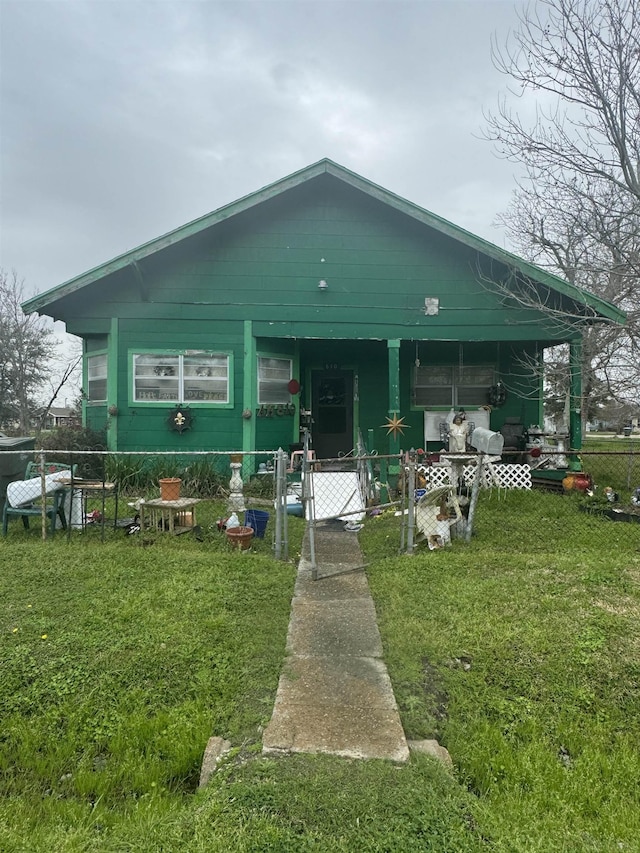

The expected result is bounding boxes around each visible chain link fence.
[0,449,291,550]
[2,444,639,550]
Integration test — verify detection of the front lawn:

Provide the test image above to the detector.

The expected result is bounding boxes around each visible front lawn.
[1,492,639,851]
[364,490,640,851]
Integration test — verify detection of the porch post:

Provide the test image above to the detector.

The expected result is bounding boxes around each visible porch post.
[387,339,401,455]
[242,321,256,467]
[106,318,118,451]
[569,338,582,450]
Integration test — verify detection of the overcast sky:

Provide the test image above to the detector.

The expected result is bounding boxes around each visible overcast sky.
[1,0,528,302]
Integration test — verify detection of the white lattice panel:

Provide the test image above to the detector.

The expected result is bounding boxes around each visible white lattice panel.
[415,463,532,490]
[462,463,532,490]
[417,466,452,488]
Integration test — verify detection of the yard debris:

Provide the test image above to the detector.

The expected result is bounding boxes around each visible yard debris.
[198,736,232,788]
[447,655,472,671]
[408,739,453,771]
[558,745,573,769]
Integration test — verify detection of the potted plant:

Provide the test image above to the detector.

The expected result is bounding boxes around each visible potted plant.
[159,477,181,501]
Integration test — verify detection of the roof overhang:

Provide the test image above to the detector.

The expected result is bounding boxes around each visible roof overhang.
[22,158,626,326]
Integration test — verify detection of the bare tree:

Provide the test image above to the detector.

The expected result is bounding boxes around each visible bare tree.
[484,0,640,418]
[38,349,83,431]
[0,270,56,433]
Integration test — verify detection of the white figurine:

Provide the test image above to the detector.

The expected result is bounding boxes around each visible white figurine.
[448,415,468,453]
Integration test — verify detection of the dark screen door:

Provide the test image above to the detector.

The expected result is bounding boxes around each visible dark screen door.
[311,370,354,459]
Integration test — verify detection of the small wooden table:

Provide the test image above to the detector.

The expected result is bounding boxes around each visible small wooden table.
[140,497,201,534]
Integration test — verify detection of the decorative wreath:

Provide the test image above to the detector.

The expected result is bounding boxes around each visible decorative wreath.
[488,382,507,408]
[167,407,193,434]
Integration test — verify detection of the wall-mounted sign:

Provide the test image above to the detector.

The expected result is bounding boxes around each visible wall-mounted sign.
[168,407,193,433]
[257,404,296,418]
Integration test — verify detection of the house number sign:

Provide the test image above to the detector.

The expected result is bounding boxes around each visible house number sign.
[257,404,296,418]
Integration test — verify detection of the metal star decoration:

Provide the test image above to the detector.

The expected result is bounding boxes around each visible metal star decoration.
[381,413,410,437]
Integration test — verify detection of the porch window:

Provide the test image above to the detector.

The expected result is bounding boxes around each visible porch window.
[258,357,292,404]
[133,353,229,403]
[413,364,494,407]
[87,354,107,403]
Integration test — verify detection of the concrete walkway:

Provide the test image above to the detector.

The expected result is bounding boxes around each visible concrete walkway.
[262,521,409,762]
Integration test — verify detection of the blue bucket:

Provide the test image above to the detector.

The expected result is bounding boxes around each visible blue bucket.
[244,509,269,538]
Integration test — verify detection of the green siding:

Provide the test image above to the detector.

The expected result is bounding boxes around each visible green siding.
[38,177,598,452]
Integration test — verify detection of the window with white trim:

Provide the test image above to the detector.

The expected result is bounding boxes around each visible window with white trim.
[413,365,494,407]
[258,357,292,404]
[133,353,229,403]
[87,354,107,403]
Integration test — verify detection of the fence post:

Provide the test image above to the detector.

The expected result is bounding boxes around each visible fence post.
[302,430,317,580]
[406,451,416,555]
[274,448,284,560]
[40,450,47,541]
[282,449,289,561]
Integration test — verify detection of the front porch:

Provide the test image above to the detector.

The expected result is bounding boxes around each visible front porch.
[253,337,583,459]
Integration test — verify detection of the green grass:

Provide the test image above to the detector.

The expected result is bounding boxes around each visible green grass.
[578,439,640,498]
[363,490,640,851]
[1,492,639,850]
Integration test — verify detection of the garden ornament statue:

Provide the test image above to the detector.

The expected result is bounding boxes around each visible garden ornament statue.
[449,415,468,453]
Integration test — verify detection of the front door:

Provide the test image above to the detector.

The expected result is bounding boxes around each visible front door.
[311,369,354,459]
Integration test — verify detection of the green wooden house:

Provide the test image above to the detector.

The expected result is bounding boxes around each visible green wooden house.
[24,159,623,462]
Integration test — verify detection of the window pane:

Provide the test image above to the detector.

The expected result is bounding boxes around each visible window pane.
[88,354,107,379]
[183,355,228,402]
[415,387,454,406]
[413,365,453,406]
[258,357,291,405]
[457,386,491,406]
[459,366,494,385]
[134,354,179,402]
[415,365,452,386]
[413,363,494,408]
[87,354,107,402]
[89,378,107,402]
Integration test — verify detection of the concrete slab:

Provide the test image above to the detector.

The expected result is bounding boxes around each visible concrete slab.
[274,655,398,710]
[263,522,409,763]
[295,562,372,600]
[262,705,410,763]
[286,598,383,657]
[198,736,232,788]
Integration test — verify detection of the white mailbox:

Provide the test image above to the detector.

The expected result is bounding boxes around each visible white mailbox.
[470,427,504,455]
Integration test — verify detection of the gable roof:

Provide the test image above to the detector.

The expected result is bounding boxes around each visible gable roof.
[23,158,625,324]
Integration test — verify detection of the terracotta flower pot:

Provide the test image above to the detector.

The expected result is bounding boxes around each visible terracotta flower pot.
[159,477,181,502]
[226,525,254,550]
